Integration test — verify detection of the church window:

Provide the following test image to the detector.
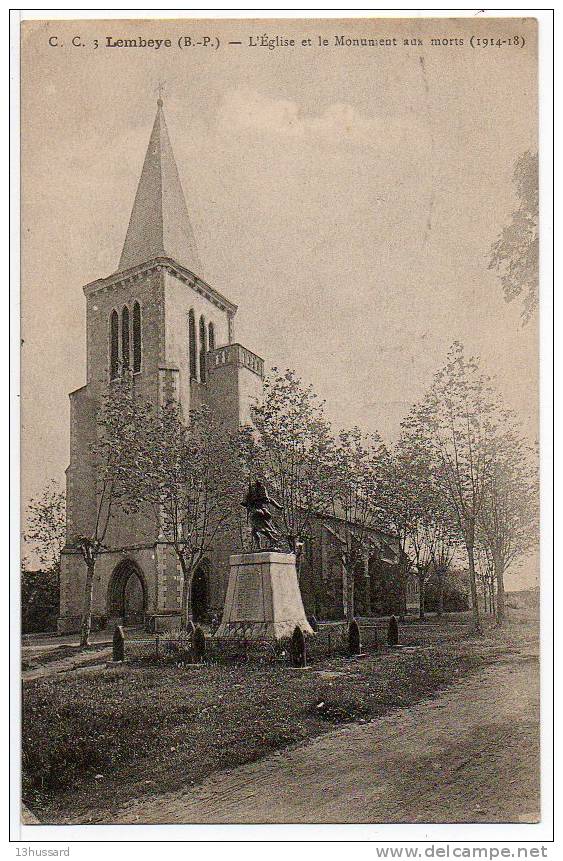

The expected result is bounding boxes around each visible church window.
[188,309,197,380]
[110,310,119,380]
[122,306,130,372]
[199,315,207,383]
[132,302,142,373]
[208,321,215,351]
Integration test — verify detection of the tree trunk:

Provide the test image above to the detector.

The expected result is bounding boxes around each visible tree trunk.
[466,539,481,632]
[79,560,96,648]
[398,558,408,621]
[437,571,444,618]
[180,556,194,629]
[344,564,355,622]
[295,544,304,584]
[494,553,506,626]
[362,551,371,617]
[417,573,426,619]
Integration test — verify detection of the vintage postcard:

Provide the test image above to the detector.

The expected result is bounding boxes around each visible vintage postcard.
[15,11,551,844]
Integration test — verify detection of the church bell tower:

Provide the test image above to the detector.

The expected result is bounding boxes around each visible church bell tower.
[58,98,264,633]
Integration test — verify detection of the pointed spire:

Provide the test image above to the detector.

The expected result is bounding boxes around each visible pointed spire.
[118,99,202,275]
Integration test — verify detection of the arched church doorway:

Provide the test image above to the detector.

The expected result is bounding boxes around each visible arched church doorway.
[191,562,210,623]
[108,559,147,627]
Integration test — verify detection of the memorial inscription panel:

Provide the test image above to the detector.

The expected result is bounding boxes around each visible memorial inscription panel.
[232,570,263,620]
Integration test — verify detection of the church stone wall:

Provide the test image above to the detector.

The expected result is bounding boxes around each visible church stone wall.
[209,547,231,611]
[237,361,264,427]
[96,548,159,621]
[86,268,164,405]
[83,268,168,551]
[154,542,182,613]
[163,270,231,414]
[206,361,241,432]
[58,551,85,631]
[206,345,264,433]
[58,546,161,634]
[66,386,97,544]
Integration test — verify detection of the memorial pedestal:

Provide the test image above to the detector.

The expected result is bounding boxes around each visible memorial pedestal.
[215,552,314,640]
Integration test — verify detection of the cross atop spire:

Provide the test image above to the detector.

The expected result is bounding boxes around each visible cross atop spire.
[118,99,202,276]
[156,80,166,106]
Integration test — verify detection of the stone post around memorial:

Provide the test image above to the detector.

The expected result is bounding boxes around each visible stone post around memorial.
[215,552,314,640]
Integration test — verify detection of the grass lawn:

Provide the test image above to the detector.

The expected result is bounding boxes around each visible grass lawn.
[22,614,538,824]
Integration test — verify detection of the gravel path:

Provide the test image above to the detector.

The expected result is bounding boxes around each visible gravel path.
[107,654,539,825]
[22,630,113,650]
[22,647,112,683]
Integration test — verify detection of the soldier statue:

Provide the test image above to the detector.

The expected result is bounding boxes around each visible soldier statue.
[242,480,284,551]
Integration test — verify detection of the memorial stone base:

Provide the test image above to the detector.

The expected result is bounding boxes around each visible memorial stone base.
[215,552,314,640]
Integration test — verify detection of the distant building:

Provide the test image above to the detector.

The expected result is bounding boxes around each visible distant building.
[58,100,399,633]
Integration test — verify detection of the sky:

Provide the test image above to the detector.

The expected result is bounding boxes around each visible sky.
[20,17,539,588]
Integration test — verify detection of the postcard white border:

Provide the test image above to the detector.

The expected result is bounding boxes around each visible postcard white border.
[8,5,555,849]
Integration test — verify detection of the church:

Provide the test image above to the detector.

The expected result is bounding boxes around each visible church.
[58,99,401,634]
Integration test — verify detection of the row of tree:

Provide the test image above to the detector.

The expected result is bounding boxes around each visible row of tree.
[396,342,538,628]
[26,342,538,645]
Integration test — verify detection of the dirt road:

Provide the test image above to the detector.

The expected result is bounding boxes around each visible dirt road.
[110,653,539,825]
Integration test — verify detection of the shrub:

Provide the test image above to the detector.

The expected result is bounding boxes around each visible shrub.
[348,619,362,655]
[21,568,59,634]
[193,626,206,661]
[290,625,306,667]
[162,633,192,661]
[387,615,399,646]
[424,578,470,612]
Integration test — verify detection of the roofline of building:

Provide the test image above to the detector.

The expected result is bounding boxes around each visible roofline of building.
[317,510,399,544]
[82,257,238,316]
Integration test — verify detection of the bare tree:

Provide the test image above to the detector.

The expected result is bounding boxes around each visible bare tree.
[25,480,66,574]
[479,425,539,625]
[325,428,392,621]
[131,401,243,628]
[247,368,335,568]
[489,150,538,325]
[428,507,459,618]
[411,509,458,621]
[384,453,420,618]
[410,521,434,620]
[476,544,495,614]
[391,447,459,620]
[400,342,504,632]
[73,377,149,647]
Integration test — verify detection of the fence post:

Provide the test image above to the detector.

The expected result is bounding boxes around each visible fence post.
[155,634,160,659]
[387,615,399,646]
[348,619,362,655]
[112,625,125,662]
[290,625,307,668]
[193,626,206,662]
